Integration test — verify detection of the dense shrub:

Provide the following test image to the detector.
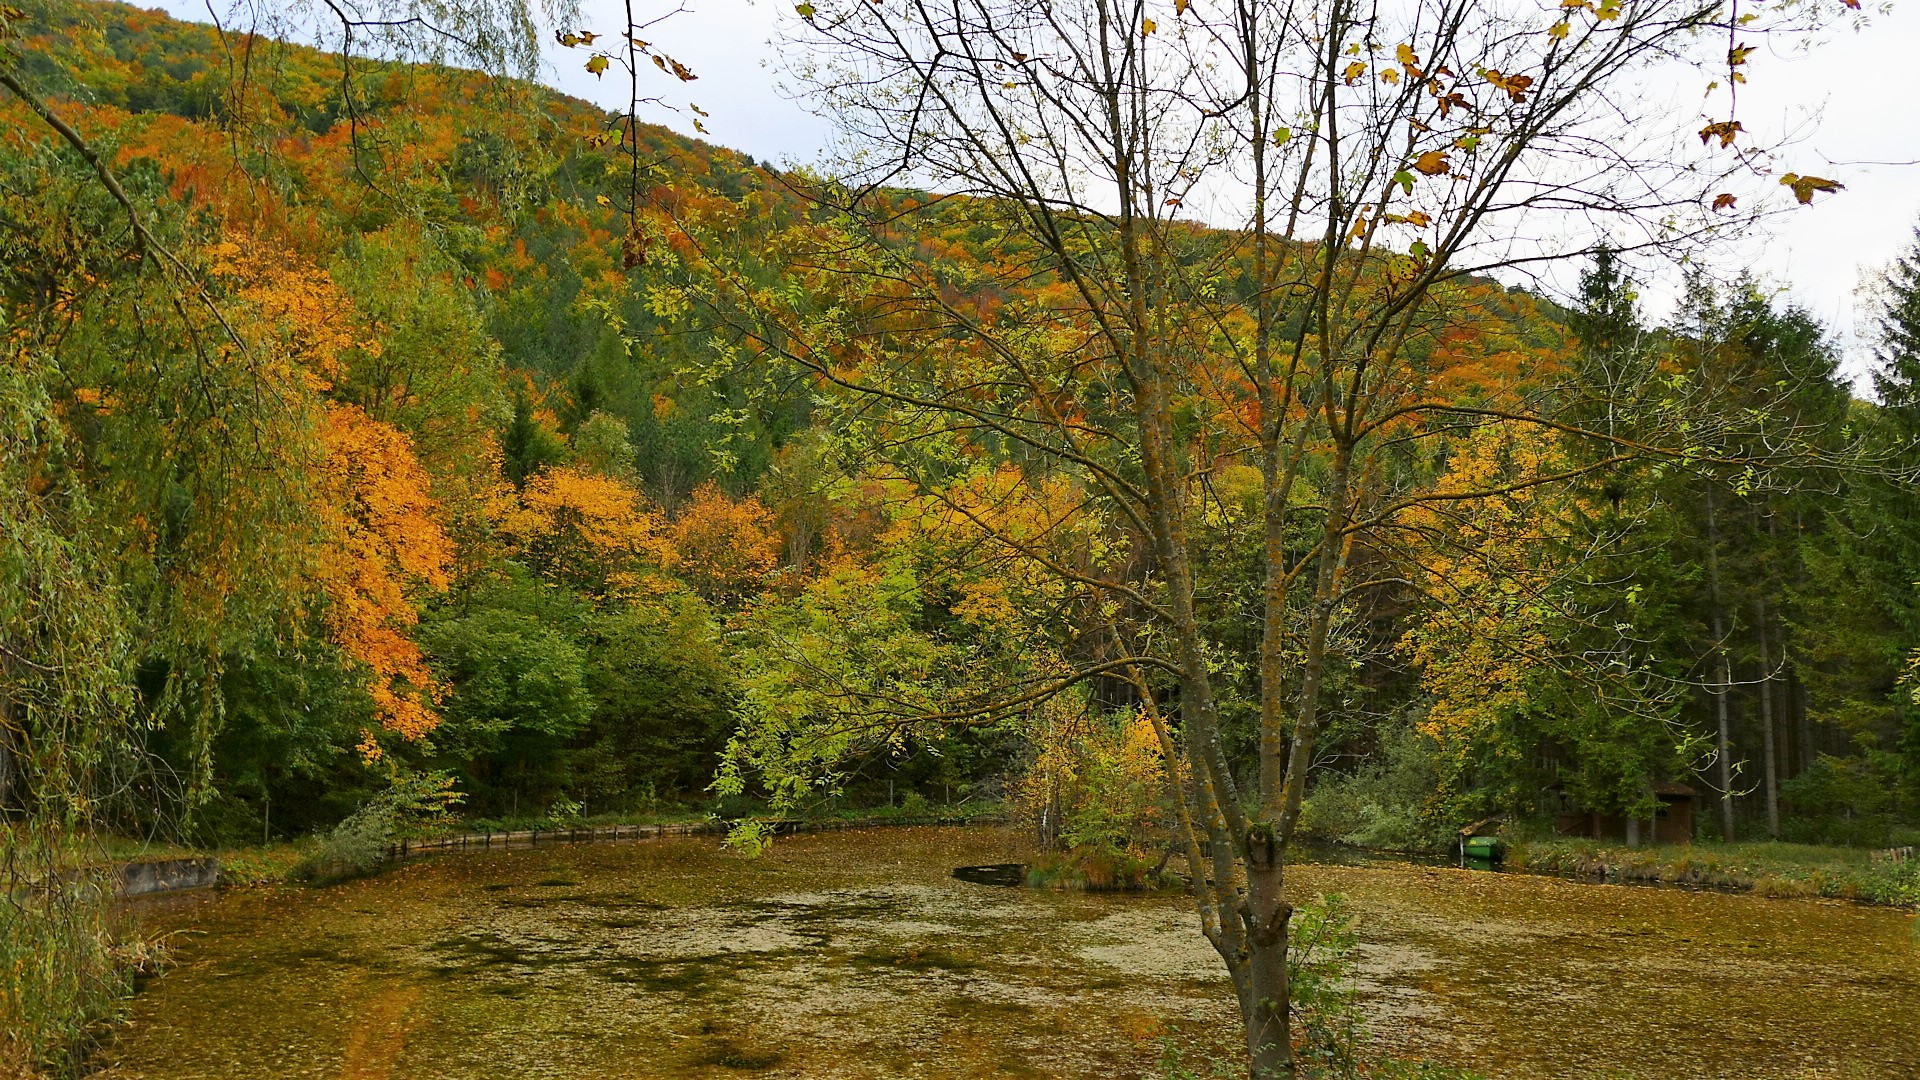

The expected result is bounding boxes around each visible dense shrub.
[1300,720,1455,853]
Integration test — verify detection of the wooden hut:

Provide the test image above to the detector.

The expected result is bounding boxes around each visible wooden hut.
[1552,780,1697,846]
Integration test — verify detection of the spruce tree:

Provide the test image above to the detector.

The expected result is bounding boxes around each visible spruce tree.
[1865,225,1920,802]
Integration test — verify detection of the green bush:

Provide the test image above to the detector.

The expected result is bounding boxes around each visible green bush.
[1301,720,1454,852]
[1780,753,1902,848]
[293,769,463,881]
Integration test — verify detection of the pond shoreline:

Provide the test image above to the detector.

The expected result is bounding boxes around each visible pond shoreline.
[383,812,1009,861]
[1302,836,1920,909]
[115,817,1920,915]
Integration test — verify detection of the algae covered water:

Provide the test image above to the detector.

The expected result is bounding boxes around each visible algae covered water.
[94,827,1920,1079]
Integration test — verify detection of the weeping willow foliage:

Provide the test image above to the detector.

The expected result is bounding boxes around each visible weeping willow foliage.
[0,142,147,1077]
[0,139,323,1075]
[0,357,141,1077]
[0,0,574,1060]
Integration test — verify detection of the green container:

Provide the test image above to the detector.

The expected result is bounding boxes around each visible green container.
[1462,836,1504,861]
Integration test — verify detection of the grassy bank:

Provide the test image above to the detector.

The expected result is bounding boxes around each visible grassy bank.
[1505,838,1920,907]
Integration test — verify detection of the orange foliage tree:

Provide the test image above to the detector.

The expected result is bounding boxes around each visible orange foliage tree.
[210,235,457,750]
[497,465,664,594]
[663,481,782,605]
[316,402,455,749]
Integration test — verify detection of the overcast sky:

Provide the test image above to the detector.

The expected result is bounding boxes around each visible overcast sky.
[158,0,1920,384]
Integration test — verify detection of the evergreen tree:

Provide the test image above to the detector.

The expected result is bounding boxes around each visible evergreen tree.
[1862,224,1920,802]
[502,392,567,486]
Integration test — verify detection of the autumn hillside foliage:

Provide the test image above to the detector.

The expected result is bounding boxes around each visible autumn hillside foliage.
[4,0,1920,1071]
[0,0,1910,845]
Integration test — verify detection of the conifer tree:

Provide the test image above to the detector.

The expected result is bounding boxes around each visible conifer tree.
[1863,225,1920,801]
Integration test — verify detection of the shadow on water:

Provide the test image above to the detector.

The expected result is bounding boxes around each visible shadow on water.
[951,863,1027,887]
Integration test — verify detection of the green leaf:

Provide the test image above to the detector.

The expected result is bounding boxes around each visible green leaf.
[795,2,816,17]
[1392,169,1415,194]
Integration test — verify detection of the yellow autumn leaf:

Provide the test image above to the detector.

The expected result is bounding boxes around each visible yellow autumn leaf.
[1142,16,1156,33]
[1780,173,1844,205]
[1413,149,1450,176]
[1343,60,1367,84]
[1697,120,1743,148]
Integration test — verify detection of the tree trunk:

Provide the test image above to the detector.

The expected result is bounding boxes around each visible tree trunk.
[1756,599,1780,838]
[1797,679,1815,776]
[1704,484,1736,842]
[0,657,16,818]
[1243,834,1292,1079]
[0,713,15,817]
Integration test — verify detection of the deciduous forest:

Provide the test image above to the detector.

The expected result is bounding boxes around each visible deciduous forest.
[3,0,1918,1077]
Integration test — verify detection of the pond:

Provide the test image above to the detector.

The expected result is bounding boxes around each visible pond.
[93,827,1920,1080]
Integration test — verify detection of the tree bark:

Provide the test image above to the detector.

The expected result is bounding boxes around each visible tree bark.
[0,654,16,818]
[1797,678,1815,777]
[0,713,16,817]
[1243,836,1293,1080]
[1704,483,1736,842]
[1756,598,1780,838]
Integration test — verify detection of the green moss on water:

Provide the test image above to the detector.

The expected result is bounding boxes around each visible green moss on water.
[598,958,720,993]
[850,944,982,973]
[95,827,1920,1080]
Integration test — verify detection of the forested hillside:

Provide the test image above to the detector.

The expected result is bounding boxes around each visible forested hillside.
[5,0,1920,1074]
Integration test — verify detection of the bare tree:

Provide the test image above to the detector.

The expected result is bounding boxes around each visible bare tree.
[681,0,1856,1073]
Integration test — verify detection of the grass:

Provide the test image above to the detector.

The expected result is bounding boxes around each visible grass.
[1505,837,1920,907]
[2,831,139,1079]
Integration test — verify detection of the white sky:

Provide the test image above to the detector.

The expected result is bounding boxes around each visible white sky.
[154,0,1920,383]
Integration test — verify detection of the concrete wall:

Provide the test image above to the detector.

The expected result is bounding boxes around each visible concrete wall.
[115,857,219,896]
